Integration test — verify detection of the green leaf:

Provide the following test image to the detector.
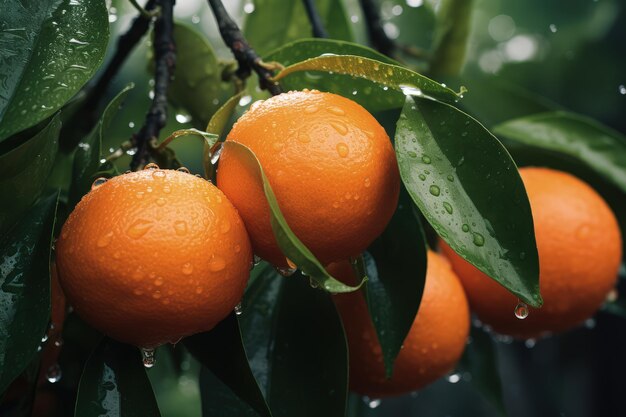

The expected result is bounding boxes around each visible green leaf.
[0,192,58,394]
[222,141,363,293]
[207,93,244,135]
[244,0,353,56]
[0,0,109,142]
[429,0,475,76]
[493,111,626,194]
[75,338,161,417]
[458,325,507,415]
[269,275,348,417]
[68,84,134,208]
[364,189,428,377]
[0,114,60,234]
[273,55,462,112]
[395,96,541,307]
[184,314,272,417]
[199,367,261,417]
[168,23,228,128]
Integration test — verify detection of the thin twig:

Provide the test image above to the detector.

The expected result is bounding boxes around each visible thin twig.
[130,0,176,170]
[359,0,395,56]
[302,0,328,38]
[206,0,282,95]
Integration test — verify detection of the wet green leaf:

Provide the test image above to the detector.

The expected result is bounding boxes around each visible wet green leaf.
[199,367,261,417]
[0,192,58,394]
[395,96,541,307]
[222,141,363,293]
[0,0,109,142]
[184,314,272,417]
[0,114,60,234]
[75,338,161,417]
[493,111,626,194]
[68,84,134,208]
[168,23,229,128]
[269,275,348,417]
[274,55,461,112]
[364,189,427,377]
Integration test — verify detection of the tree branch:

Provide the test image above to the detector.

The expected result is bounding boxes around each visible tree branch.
[302,0,328,38]
[131,0,176,170]
[206,0,282,95]
[359,0,395,56]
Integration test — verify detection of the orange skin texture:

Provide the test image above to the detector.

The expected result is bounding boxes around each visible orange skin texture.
[330,251,470,397]
[440,167,622,339]
[56,169,252,347]
[217,90,400,267]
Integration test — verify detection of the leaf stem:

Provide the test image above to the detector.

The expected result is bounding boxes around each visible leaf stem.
[302,0,329,38]
[130,0,176,170]
[206,0,283,95]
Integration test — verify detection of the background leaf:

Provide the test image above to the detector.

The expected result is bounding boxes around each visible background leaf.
[0,0,109,142]
[0,114,60,234]
[364,189,427,377]
[429,0,475,76]
[395,96,541,307]
[0,192,58,394]
[493,111,626,193]
[75,338,161,417]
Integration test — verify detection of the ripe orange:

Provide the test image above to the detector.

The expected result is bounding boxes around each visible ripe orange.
[216,90,400,267]
[330,251,470,397]
[56,167,252,347]
[440,167,622,339]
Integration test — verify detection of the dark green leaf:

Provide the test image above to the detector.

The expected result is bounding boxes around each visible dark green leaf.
[184,314,272,417]
[429,0,475,76]
[0,192,58,394]
[274,55,462,112]
[493,111,626,194]
[395,96,541,307]
[222,141,363,293]
[269,275,348,417]
[68,84,134,208]
[0,114,60,234]
[75,338,161,417]
[458,325,507,415]
[0,0,109,142]
[364,189,428,377]
[168,23,229,128]
[199,367,261,417]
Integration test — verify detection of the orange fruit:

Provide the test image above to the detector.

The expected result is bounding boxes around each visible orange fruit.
[440,167,622,339]
[330,251,470,397]
[56,167,252,347]
[217,90,400,267]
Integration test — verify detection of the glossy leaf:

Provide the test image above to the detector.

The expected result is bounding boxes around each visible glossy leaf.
[244,0,352,56]
[207,93,244,135]
[0,114,60,234]
[273,55,462,112]
[269,275,348,417]
[395,96,541,307]
[364,189,428,377]
[0,0,109,142]
[222,141,363,293]
[75,338,161,417]
[68,84,134,208]
[184,314,272,417]
[493,111,626,193]
[168,23,228,128]
[458,325,507,415]
[0,192,58,394]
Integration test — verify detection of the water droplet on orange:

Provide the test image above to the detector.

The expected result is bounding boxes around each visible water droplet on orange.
[91,177,108,190]
[304,105,319,114]
[163,185,171,194]
[209,256,226,272]
[127,219,154,239]
[96,231,113,248]
[327,106,345,116]
[152,170,165,179]
[336,142,349,157]
[331,121,349,136]
[182,263,194,275]
[177,167,190,174]
[220,220,231,233]
[364,178,371,188]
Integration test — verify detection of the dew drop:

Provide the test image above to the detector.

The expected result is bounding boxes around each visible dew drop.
[472,232,485,246]
[174,221,188,236]
[309,277,320,289]
[141,348,156,368]
[182,263,194,275]
[366,398,382,409]
[419,174,426,181]
[447,373,461,383]
[152,170,166,179]
[421,155,432,164]
[127,219,154,239]
[286,258,297,269]
[336,142,349,157]
[209,256,226,272]
[364,178,371,188]
[96,231,114,248]
[46,364,62,383]
[91,177,108,190]
[327,106,345,116]
[447,174,454,182]
[143,163,159,170]
[429,185,440,196]
[154,277,163,286]
[220,220,231,233]
[462,224,470,232]
[177,167,190,174]
[407,151,417,158]
[331,121,349,136]
[514,302,529,319]
[276,266,297,277]
[304,105,319,114]
[443,202,453,214]
[163,185,171,194]
[234,303,243,316]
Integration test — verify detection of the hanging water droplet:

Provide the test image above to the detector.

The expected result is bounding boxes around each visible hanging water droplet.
[91,177,108,190]
[276,266,297,277]
[177,167,190,174]
[286,258,297,269]
[141,348,156,368]
[144,163,159,170]
[447,373,461,383]
[234,303,243,316]
[309,277,320,289]
[514,302,529,319]
[253,255,262,266]
[365,397,382,409]
[46,364,62,383]
[41,333,49,343]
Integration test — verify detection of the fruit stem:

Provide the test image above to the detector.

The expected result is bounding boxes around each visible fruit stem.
[206,0,283,96]
[302,0,329,38]
[131,0,177,170]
